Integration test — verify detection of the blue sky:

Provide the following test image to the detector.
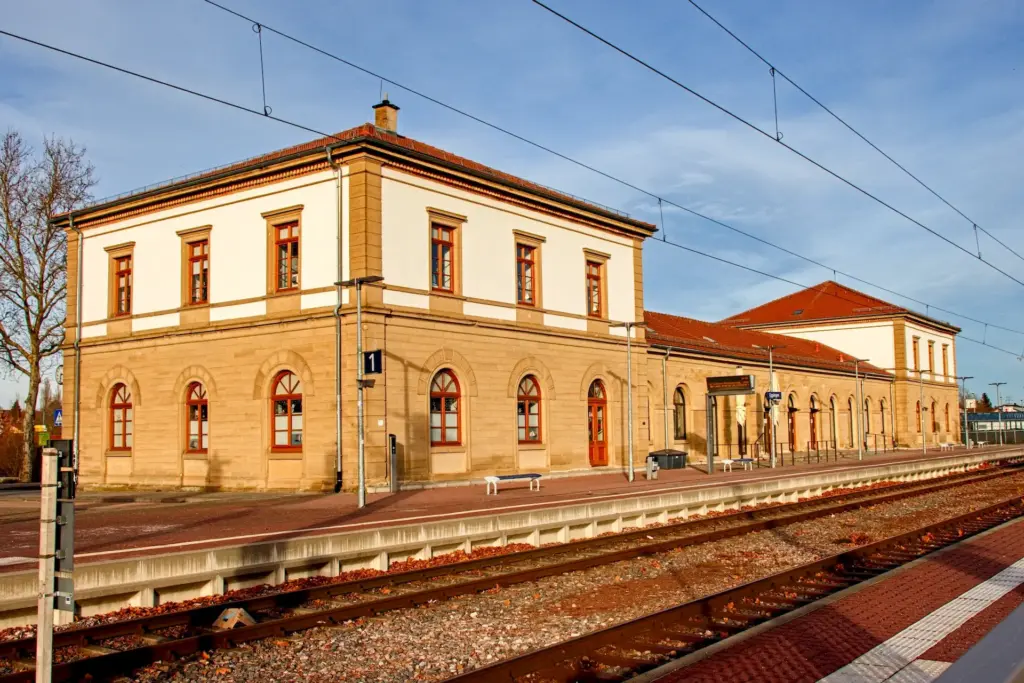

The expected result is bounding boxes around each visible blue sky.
[2,0,1023,406]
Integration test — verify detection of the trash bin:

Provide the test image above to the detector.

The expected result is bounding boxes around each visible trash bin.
[645,456,659,480]
[648,449,687,470]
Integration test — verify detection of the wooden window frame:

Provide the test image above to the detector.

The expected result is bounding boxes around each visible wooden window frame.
[185,382,208,454]
[109,383,133,452]
[263,206,303,296]
[517,375,542,444]
[513,230,545,308]
[429,369,461,446]
[105,242,135,319]
[927,340,935,374]
[942,344,949,377]
[515,243,538,306]
[270,370,303,452]
[585,260,603,318]
[431,224,456,294]
[673,387,687,440]
[912,336,920,372]
[178,225,212,307]
[426,208,466,297]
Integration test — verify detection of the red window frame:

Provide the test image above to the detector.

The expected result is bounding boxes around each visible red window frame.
[429,370,461,446]
[188,239,210,305]
[275,222,300,292]
[271,371,303,451]
[109,383,133,451]
[185,382,208,454]
[517,375,542,444]
[114,255,132,317]
[516,244,536,306]
[431,224,454,293]
[585,260,602,318]
[916,401,922,432]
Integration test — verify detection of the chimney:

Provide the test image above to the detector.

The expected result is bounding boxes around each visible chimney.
[373,93,399,133]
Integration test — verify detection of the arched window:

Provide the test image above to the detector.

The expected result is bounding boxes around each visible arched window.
[673,387,687,440]
[787,394,798,451]
[932,401,939,433]
[944,404,950,432]
[880,400,887,435]
[848,398,855,446]
[517,375,541,443]
[271,371,303,450]
[809,395,818,445]
[830,396,838,445]
[110,383,133,451]
[864,399,871,434]
[186,382,208,453]
[430,370,460,446]
[916,401,922,433]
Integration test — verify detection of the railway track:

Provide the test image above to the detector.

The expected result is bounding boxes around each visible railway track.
[449,495,1024,683]
[0,463,1020,682]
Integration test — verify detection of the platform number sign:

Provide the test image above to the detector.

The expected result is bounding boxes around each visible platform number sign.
[363,349,383,375]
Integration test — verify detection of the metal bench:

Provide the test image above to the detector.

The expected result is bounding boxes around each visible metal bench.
[939,442,955,451]
[721,458,754,472]
[484,473,541,495]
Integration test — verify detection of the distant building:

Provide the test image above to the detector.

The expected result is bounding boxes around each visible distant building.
[965,412,1024,445]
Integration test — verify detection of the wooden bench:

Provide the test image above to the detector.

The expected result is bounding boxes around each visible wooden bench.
[484,473,542,495]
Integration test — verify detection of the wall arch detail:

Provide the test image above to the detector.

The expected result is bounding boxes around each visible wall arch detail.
[417,348,478,396]
[506,356,556,399]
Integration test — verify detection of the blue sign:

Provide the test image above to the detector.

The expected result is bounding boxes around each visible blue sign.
[53,409,63,428]
[765,391,782,401]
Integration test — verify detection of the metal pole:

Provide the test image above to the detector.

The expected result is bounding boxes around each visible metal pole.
[662,350,669,450]
[625,324,634,483]
[959,376,972,448]
[889,380,896,449]
[991,382,1005,446]
[769,346,777,468]
[920,370,926,454]
[356,281,366,508]
[36,448,58,683]
[855,361,863,460]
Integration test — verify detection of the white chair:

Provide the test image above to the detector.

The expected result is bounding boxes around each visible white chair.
[720,458,734,472]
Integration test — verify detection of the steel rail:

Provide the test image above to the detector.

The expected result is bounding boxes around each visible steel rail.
[449,497,1024,682]
[1,464,1019,681]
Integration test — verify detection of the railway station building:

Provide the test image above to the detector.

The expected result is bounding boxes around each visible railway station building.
[56,99,962,491]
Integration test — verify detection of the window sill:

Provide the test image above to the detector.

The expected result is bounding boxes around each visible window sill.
[517,443,546,450]
[429,290,465,301]
[429,444,465,454]
[105,450,132,458]
[183,451,208,460]
[269,449,303,460]
[268,288,300,298]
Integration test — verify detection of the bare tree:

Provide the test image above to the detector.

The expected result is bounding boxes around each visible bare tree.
[0,130,95,480]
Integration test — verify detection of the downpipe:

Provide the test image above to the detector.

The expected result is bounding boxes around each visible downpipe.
[71,214,83,482]
[328,146,345,493]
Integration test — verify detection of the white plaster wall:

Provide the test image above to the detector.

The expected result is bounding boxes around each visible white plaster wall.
[381,168,637,321]
[766,321,896,372]
[905,322,957,384]
[79,169,345,324]
[132,313,180,332]
[210,301,266,322]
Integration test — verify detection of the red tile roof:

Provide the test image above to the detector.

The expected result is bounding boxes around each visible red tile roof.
[720,281,908,327]
[644,310,890,377]
[68,123,655,233]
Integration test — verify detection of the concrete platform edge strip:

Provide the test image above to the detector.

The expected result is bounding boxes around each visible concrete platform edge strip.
[0,450,1018,627]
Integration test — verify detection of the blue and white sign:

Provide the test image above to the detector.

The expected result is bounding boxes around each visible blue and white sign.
[765,391,782,402]
[53,409,63,428]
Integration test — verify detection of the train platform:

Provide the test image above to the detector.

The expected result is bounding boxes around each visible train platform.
[0,446,1018,570]
[651,508,1024,682]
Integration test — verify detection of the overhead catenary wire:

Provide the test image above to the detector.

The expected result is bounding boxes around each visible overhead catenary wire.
[684,0,1024,266]
[195,1,1024,341]
[528,0,1024,290]
[1,27,1020,363]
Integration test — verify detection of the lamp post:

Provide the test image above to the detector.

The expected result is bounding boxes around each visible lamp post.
[611,321,646,482]
[990,382,1006,446]
[957,376,973,448]
[850,358,870,460]
[338,275,385,508]
[753,344,785,468]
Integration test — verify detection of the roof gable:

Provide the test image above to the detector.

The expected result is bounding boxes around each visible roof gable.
[721,281,906,328]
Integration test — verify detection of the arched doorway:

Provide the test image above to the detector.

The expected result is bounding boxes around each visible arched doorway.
[787,394,798,452]
[809,395,819,446]
[587,380,607,466]
[848,398,855,448]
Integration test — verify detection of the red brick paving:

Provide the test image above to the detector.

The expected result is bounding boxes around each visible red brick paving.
[921,585,1024,662]
[657,517,1024,682]
[0,448,1010,572]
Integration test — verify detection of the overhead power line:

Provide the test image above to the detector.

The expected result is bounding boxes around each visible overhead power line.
[1,27,1020,364]
[194,2,1024,341]
[683,0,1024,266]
[528,0,1024,290]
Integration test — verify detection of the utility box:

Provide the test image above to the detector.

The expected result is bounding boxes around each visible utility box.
[648,449,688,470]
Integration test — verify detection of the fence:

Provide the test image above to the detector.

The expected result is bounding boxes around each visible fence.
[964,428,1024,447]
[703,432,896,469]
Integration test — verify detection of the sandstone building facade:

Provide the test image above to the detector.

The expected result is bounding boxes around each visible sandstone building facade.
[56,101,960,491]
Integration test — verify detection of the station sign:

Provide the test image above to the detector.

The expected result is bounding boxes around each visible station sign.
[363,349,383,375]
[706,374,756,396]
[765,391,782,403]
